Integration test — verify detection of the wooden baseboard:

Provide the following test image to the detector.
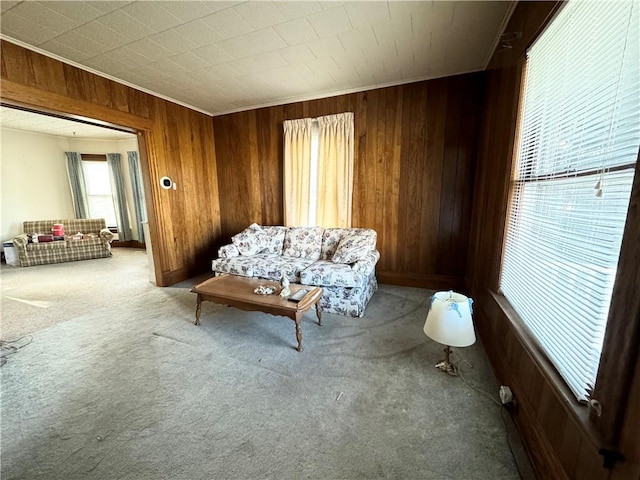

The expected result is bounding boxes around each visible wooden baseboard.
[377,271,464,291]
[159,264,210,287]
[475,291,609,480]
[159,267,190,287]
[112,240,145,249]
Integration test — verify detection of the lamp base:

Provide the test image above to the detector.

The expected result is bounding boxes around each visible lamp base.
[434,346,459,376]
[434,360,459,376]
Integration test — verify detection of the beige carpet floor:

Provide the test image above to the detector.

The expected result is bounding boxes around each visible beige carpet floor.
[1,248,157,340]
[1,248,533,479]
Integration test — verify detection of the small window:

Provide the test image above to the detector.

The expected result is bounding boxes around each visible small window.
[82,161,117,228]
[283,113,354,228]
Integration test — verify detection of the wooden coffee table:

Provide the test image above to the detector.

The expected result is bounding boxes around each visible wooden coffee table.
[190,275,323,352]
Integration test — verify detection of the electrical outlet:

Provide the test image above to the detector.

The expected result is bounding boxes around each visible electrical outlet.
[500,386,518,413]
[499,386,514,404]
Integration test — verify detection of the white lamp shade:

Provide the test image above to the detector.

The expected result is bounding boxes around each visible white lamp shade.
[423,291,476,347]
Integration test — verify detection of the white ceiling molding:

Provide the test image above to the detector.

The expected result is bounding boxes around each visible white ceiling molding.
[483,1,517,69]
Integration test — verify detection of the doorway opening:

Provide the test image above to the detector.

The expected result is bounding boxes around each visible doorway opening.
[0,104,155,282]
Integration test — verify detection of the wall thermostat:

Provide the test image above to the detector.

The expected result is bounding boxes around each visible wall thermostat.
[160,176,172,190]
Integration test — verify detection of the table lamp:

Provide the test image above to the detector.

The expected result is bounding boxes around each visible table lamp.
[423,291,475,376]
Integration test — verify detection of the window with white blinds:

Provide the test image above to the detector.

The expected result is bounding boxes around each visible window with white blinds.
[83,161,118,228]
[500,0,639,402]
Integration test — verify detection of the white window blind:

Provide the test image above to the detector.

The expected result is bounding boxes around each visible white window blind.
[500,0,639,402]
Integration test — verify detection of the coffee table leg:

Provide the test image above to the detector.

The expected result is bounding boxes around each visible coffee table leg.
[316,304,322,326]
[295,314,303,352]
[195,294,202,326]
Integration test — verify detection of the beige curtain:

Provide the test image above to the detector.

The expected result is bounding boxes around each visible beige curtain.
[316,112,354,228]
[283,118,314,226]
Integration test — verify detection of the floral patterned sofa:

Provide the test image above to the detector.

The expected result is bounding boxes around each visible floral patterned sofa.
[211,224,380,317]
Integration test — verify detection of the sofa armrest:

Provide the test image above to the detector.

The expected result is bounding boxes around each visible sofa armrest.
[351,250,380,276]
[100,228,115,243]
[13,234,29,249]
[218,243,240,258]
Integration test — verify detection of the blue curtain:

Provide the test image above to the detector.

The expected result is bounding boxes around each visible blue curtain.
[127,151,147,243]
[106,153,132,241]
[65,152,89,218]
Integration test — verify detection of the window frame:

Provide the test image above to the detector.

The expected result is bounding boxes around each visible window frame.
[491,0,640,452]
[283,112,354,228]
[498,0,638,403]
[80,154,118,230]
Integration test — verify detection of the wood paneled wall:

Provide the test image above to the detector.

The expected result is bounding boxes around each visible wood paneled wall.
[468,2,640,479]
[213,73,483,289]
[0,40,222,286]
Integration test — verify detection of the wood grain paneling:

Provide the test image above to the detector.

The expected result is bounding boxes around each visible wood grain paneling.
[1,40,222,286]
[468,2,640,479]
[612,347,640,479]
[213,74,483,290]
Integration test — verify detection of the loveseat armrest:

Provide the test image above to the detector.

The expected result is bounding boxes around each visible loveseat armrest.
[351,250,380,276]
[100,228,115,243]
[218,243,240,258]
[12,234,29,249]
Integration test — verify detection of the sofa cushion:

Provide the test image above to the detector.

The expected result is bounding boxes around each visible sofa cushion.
[25,240,67,252]
[211,255,257,277]
[21,237,111,267]
[218,244,240,258]
[232,223,268,256]
[332,229,377,263]
[320,228,344,260]
[300,261,365,288]
[259,226,287,255]
[251,254,314,282]
[211,254,314,282]
[282,226,323,260]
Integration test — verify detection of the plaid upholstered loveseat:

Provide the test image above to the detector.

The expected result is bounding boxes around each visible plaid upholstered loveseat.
[12,219,114,267]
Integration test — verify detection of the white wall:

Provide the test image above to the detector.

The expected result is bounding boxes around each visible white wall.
[1,128,74,242]
[0,128,142,245]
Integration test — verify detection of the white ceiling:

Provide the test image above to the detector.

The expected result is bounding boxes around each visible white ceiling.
[0,1,514,116]
[0,106,136,139]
